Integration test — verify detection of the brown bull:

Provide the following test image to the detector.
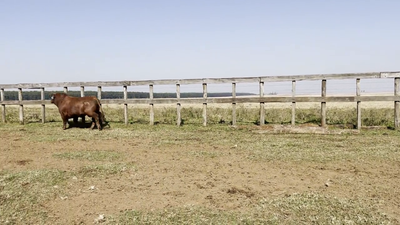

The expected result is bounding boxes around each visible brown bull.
[50,93,104,130]
[71,96,107,126]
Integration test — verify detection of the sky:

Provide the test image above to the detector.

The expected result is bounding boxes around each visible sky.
[1,0,400,94]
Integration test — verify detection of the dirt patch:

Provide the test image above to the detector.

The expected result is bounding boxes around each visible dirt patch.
[1,125,399,224]
[15,159,33,166]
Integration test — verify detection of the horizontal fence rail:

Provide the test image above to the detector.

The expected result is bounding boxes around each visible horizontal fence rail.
[1,71,400,89]
[2,96,400,106]
[1,71,400,130]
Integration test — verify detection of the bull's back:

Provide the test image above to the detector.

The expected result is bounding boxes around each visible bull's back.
[59,97,100,117]
[83,100,101,115]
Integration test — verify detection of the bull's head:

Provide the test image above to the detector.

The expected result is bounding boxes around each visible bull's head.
[50,94,55,104]
[50,93,67,105]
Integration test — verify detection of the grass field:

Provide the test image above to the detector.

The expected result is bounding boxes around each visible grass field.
[1,104,400,224]
[1,101,398,127]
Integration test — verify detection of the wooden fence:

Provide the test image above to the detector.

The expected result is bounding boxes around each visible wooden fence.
[1,71,400,129]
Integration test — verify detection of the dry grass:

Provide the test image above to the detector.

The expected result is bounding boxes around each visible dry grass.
[2,101,396,128]
[1,101,400,224]
[1,122,399,224]
[106,193,391,224]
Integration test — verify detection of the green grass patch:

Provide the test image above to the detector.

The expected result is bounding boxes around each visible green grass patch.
[0,162,135,224]
[188,150,222,159]
[240,132,400,163]
[0,170,69,224]
[75,162,136,178]
[106,207,263,224]
[1,105,396,127]
[259,192,392,224]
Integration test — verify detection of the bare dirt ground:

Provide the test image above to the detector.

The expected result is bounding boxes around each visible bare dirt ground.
[1,122,400,224]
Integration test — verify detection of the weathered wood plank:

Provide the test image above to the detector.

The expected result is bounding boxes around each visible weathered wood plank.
[0,88,4,103]
[3,100,50,105]
[356,79,361,130]
[291,80,296,126]
[395,78,400,129]
[203,83,207,126]
[321,80,327,127]
[1,88,5,123]
[149,84,154,125]
[381,72,400,78]
[103,95,400,104]
[97,86,102,100]
[232,83,236,126]
[176,84,181,126]
[18,88,24,124]
[260,72,382,82]
[80,86,85,97]
[80,86,87,123]
[3,95,400,106]
[0,81,131,89]
[123,86,128,125]
[259,81,265,125]
[41,88,45,123]
[2,71,400,89]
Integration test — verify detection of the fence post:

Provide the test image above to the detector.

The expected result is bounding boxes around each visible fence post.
[79,86,86,123]
[41,87,45,123]
[149,84,154,125]
[291,80,296,126]
[97,86,103,122]
[203,83,207,126]
[18,88,24,124]
[80,86,85,97]
[176,83,181,126]
[259,80,265,125]
[395,78,400,129]
[321,79,327,127]
[123,86,128,125]
[97,86,102,100]
[356,78,361,130]
[1,88,5,123]
[232,83,236,126]
[63,87,68,93]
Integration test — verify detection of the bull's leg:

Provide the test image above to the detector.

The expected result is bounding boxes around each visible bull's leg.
[81,115,85,123]
[62,117,68,130]
[73,116,78,123]
[98,112,103,127]
[96,116,102,130]
[92,114,102,130]
[100,112,108,127]
[90,117,96,129]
